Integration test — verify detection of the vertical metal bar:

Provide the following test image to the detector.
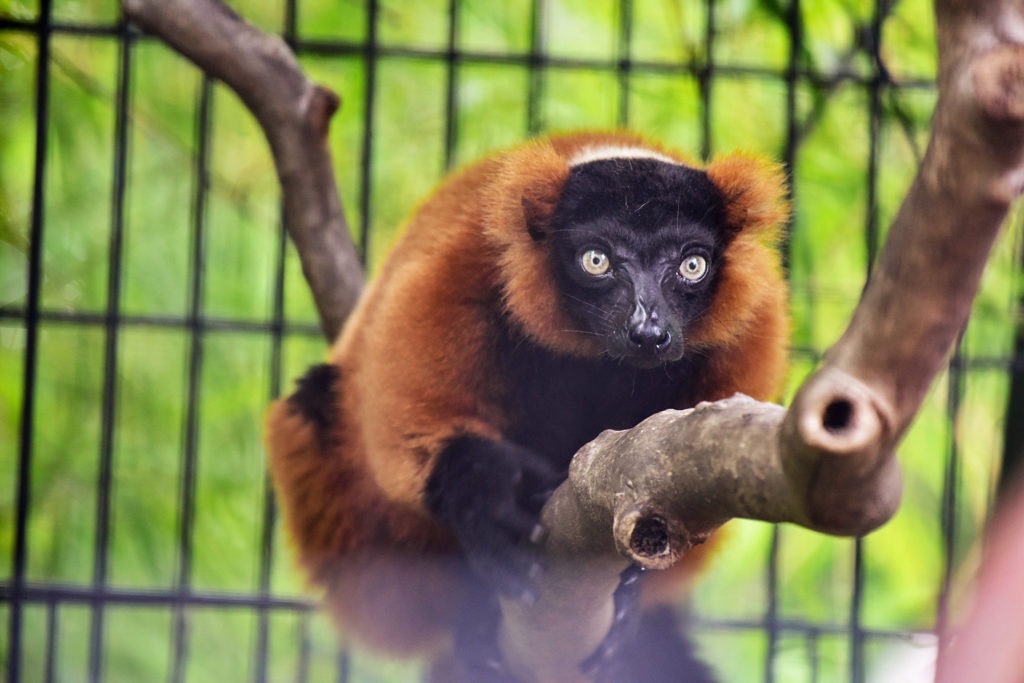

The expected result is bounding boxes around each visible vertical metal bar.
[443,0,460,171]
[850,6,888,679]
[781,0,802,273]
[808,630,820,683]
[357,0,379,266]
[319,1,381,673]
[254,403,280,683]
[1000,219,1024,495]
[864,23,884,274]
[768,2,801,673]
[10,1,53,680]
[616,0,633,128]
[169,73,213,683]
[88,17,134,683]
[764,526,780,683]
[335,648,350,683]
[251,5,300,676]
[253,237,285,683]
[296,612,311,683]
[849,538,865,683]
[699,0,715,159]
[284,0,297,48]
[865,94,882,273]
[772,0,802,666]
[45,601,58,682]
[317,1,382,673]
[253,138,290,683]
[1002,352,1024,491]
[526,0,546,135]
[936,337,965,662]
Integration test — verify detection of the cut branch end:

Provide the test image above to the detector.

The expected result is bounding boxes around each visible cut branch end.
[794,367,887,458]
[628,515,670,559]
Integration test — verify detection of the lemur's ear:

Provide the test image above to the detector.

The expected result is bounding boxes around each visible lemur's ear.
[520,191,560,242]
[706,152,790,240]
[483,140,570,244]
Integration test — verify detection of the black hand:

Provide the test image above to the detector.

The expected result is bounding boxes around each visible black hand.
[425,435,562,602]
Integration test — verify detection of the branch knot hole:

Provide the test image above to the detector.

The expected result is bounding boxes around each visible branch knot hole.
[822,397,854,435]
[629,515,670,559]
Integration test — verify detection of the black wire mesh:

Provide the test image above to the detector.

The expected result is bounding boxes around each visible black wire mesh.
[1,1,1021,681]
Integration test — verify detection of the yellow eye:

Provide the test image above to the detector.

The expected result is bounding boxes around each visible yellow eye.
[580,249,611,276]
[679,254,708,282]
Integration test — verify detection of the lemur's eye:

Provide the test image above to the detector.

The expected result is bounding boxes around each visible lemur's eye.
[580,249,611,276]
[679,254,708,282]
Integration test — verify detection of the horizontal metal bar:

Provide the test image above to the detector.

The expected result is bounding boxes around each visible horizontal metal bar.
[0,16,129,37]
[0,17,935,91]
[695,614,937,644]
[4,307,1018,372]
[0,580,933,643]
[0,307,321,337]
[0,582,316,612]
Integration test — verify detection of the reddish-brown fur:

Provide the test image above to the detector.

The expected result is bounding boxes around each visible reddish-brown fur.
[265,131,789,655]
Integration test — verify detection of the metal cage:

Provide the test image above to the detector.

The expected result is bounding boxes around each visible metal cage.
[1,1,1022,681]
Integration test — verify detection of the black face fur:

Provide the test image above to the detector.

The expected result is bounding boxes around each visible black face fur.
[549,157,728,368]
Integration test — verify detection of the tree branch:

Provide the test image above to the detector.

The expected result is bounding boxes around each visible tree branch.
[123,0,364,342]
[780,0,1024,534]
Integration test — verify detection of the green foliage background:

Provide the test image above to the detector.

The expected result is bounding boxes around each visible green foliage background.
[0,0,1019,681]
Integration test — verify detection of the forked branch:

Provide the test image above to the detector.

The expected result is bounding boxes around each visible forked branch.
[123,0,363,341]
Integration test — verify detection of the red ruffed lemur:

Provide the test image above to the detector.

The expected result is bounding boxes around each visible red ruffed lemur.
[266,131,789,682]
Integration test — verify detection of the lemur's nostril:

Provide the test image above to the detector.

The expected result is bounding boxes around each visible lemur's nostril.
[629,324,671,353]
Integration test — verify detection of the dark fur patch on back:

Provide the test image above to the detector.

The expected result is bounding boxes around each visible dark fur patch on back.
[287,363,340,443]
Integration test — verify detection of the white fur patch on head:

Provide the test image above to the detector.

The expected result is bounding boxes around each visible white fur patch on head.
[568,145,682,167]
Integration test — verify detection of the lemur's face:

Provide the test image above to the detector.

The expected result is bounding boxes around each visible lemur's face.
[550,157,727,368]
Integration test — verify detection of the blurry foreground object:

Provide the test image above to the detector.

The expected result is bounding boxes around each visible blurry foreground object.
[935,475,1024,683]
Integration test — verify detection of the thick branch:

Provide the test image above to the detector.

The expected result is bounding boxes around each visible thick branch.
[500,396,790,682]
[780,0,1024,534]
[123,0,364,341]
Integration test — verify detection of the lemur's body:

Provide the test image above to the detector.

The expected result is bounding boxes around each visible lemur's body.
[266,131,789,680]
